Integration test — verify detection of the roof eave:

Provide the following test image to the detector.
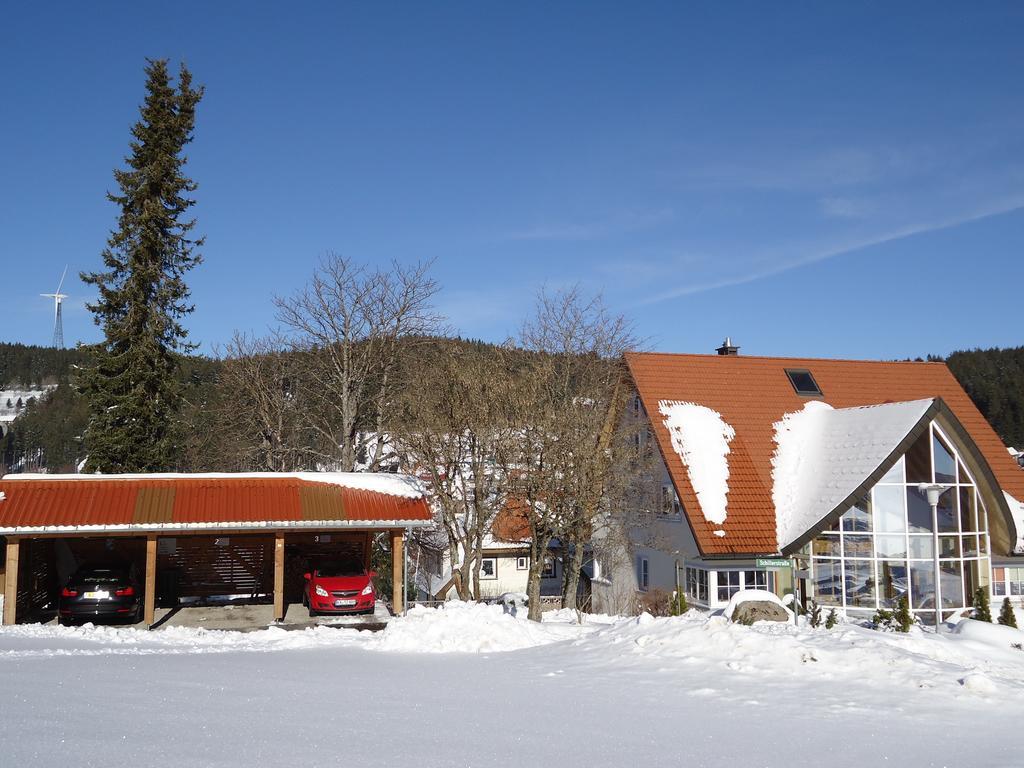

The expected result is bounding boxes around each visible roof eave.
[0,519,434,537]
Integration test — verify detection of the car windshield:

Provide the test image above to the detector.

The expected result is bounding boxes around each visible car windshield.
[315,559,363,577]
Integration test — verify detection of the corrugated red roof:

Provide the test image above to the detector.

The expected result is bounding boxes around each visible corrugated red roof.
[0,474,431,534]
[626,352,1024,557]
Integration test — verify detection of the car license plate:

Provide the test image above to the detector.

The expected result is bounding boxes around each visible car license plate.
[83,591,110,600]
[334,599,356,607]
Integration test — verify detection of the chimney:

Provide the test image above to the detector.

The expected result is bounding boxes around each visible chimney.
[716,337,739,356]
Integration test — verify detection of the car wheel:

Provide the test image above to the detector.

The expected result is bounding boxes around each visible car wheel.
[308,606,317,618]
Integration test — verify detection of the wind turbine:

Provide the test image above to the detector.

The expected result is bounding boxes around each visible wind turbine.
[41,266,69,348]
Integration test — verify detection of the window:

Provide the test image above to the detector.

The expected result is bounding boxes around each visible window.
[807,421,991,618]
[785,369,823,396]
[480,557,497,579]
[686,567,709,604]
[516,556,529,571]
[716,571,740,603]
[716,570,774,603]
[637,557,649,591]
[542,557,556,579]
[993,567,1024,597]
[661,485,681,518]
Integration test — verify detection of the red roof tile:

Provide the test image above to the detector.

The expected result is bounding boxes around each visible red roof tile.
[626,352,1024,557]
[0,475,431,534]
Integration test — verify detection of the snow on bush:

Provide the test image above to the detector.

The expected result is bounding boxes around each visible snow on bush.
[658,400,734,526]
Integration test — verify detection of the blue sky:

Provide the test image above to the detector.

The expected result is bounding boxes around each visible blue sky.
[2,3,1022,360]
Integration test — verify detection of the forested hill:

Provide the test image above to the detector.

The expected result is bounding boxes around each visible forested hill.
[945,346,1024,449]
[0,343,88,387]
[2,340,1023,472]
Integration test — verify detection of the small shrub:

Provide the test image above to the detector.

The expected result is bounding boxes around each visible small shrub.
[873,595,913,633]
[998,597,1018,628]
[894,594,912,632]
[973,587,992,623]
[825,608,838,629]
[637,588,674,617]
[808,601,822,628]
[669,590,688,616]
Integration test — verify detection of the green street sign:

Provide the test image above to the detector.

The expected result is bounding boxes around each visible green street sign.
[755,558,790,569]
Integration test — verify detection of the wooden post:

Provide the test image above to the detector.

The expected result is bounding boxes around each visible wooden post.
[273,531,285,622]
[391,529,404,615]
[144,535,157,626]
[3,538,19,626]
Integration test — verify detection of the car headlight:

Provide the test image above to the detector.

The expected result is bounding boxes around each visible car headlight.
[315,585,329,598]
[361,582,374,596]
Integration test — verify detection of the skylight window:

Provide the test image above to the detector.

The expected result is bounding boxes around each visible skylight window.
[785,369,823,397]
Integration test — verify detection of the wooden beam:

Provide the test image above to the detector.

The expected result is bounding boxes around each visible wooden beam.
[144,535,157,626]
[3,538,19,626]
[273,531,285,622]
[391,529,404,615]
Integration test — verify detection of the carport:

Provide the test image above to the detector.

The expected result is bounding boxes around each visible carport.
[0,473,432,627]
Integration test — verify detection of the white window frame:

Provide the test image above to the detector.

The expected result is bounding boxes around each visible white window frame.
[516,556,529,571]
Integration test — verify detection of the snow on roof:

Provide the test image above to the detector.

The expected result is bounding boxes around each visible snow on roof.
[1003,492,1024,554]
[771,398,934,551]
[1,471,426,499]
[658,401,735,526]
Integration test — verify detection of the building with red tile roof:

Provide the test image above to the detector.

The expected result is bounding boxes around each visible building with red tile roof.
[602,348,1024,622]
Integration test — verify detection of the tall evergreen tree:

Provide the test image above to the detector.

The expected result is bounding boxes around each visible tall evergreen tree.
[79,59,203,472]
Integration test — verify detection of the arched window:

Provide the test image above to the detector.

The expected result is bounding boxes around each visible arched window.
[807,421,991,623]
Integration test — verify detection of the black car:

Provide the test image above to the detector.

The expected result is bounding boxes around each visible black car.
[58,564,142,625]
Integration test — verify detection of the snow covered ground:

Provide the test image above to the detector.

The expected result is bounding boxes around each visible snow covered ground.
[2,603,1023,767]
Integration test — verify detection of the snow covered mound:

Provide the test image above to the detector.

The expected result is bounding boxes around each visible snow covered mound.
[658,400,735,526]
[952,617,1024,651]
[376,601,583,653]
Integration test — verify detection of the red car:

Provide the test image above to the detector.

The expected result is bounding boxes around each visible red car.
[303,557,377,616]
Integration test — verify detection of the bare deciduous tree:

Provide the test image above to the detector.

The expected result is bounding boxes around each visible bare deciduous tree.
[511,286,637,621]
[390,341,518,600]
[216,331,309,471]
[274,255,443,470]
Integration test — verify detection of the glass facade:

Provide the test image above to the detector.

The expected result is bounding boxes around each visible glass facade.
[806,422,991,621]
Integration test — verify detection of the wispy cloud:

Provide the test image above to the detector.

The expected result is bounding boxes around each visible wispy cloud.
[506,208,674,241]
[819,196,874,220]
[674,145,929,193]
[639,198,1024,305]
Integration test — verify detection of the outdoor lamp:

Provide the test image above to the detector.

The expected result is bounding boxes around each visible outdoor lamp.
[918,483,952,629]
